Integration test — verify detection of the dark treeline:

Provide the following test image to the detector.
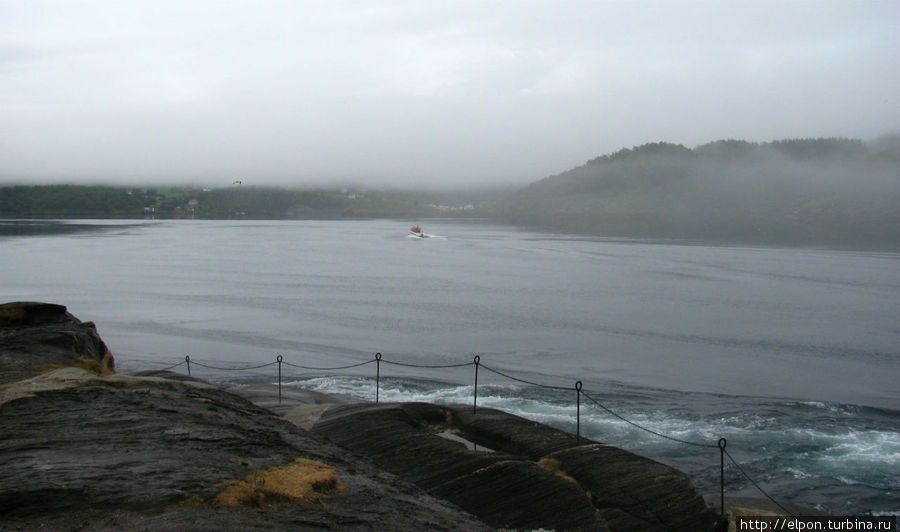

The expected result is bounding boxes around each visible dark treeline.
[0,185,355,219]
[0,185,148,217]
[499,136,900,248]
[190,188,349,218]
[0,185,488,220]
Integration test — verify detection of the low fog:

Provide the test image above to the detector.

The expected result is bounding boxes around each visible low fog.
[502,137,900,246]
[1,1,898,188]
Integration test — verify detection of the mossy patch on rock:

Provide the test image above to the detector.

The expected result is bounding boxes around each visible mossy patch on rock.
[38,352,115,376]
[0,306,27,322]
[1,301,115,384]
[0,302,68,325]
[536,457,578,484]
[213,458,345,509]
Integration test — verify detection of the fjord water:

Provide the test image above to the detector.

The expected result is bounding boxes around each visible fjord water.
[2,219,898,515]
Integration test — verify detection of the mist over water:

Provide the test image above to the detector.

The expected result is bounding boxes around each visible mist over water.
[2,219,898,515]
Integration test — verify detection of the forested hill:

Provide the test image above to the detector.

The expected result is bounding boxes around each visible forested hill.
[499,136,900,248]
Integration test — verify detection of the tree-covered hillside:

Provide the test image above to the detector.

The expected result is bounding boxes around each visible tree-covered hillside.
[499,137,900,248]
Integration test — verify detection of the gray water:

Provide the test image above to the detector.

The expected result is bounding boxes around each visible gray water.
[2,219,898,515]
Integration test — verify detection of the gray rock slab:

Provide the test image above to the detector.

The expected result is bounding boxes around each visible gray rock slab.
[0,301,114,385]
[0,370,489,531]
[313,402,725,532]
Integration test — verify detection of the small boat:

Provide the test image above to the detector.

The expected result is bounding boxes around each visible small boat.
[409,225,426,238]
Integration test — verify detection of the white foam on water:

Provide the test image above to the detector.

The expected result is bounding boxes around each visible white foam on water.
[785,467,813,480]
[288,376,578,423]
[285,376,378,401]
[837,476,860,486]
[291,376,728,452]
[794,400,864,416]
[817,430,900,466]
[285,374,900,508]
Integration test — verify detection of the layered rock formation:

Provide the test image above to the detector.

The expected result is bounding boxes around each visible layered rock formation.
[0,302,487,530]
[313,402,724,531]
[0,302,114,384]
[0,301,725,531]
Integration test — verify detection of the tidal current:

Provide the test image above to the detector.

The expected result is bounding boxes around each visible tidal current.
[2,218,898,515]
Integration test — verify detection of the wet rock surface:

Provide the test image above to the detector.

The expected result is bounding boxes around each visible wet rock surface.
[548,444,720,530]
[313,402,725,532]
[0,370,488,531]
[0,302,114,385]
[0,302,725,531]
[0,302,487,531]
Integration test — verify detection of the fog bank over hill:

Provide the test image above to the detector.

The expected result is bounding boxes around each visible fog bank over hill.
[2,135,897,249]
[499,136,900,248]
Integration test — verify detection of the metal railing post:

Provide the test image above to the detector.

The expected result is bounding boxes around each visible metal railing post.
[185,355,191,377]
[473,355,480,414]
[375,352,382,404]
[277,355,283,404]
[718,438,727,516]
[575,380,583,444]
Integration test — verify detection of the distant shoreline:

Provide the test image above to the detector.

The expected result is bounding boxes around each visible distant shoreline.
[4,216,899,252]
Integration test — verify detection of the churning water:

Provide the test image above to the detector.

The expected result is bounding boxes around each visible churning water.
[2,219,898,515]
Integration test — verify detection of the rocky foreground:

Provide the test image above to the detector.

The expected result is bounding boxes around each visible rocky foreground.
[0,302,725,531]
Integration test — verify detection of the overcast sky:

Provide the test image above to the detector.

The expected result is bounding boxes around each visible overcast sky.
[1,1,897,188]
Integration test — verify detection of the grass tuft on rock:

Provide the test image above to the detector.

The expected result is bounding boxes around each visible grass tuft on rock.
[213,458,345,509]
[536,457,578,484]
[38,353,115,376]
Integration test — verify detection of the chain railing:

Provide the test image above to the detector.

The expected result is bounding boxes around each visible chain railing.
[142,351,798,519]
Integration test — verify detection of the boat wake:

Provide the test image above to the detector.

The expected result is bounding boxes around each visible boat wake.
[408,224,446,240]
[407,232,446,240]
